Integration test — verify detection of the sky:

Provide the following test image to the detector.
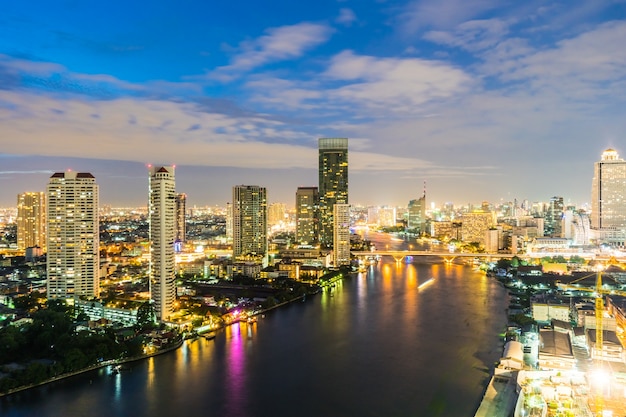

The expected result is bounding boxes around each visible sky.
[1,0,625,209]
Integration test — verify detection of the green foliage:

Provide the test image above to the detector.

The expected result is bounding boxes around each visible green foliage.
[135,302,156,331]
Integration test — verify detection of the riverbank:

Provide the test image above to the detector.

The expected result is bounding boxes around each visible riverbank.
[0,336,184,398]
[0,281,330,398]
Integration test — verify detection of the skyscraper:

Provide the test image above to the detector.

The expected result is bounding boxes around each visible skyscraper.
[591,148,626,246]
[176,193,186,243]
[268,202,286,227]
[232,185,267,259]
[17,192,46,251]
[318,138,348,247]
[46,172,99,299]
[149,166,176,321]
[544,196,564,237]
[407,195,426,234]
[295,186,319,245]
[333,203,351,267]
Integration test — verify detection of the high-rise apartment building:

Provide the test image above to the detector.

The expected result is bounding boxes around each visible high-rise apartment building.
[149,166,176,321]
[318,138,348,247]
[591,148,626,247]
[333,203,351,266]
[296,187,319,245]
[176,193,186,243]
[17,192,46,251]
[461,210,496,246]
[46,172,99,299]
[232,185,267,259]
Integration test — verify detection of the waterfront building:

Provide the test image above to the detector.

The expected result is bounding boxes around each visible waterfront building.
[461,211,496,246]
[16,192,46,251]
[591,148,626,247]
[407,194,426,234]
[232,185,268,260]
[46,171,99,299]
[175,193,186,244]
[295,186,319,245]
[149,166,176,321]
[318,138,348,247]
[333,203,351,267]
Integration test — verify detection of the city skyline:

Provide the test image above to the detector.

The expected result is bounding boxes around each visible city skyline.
[1,1,625,207]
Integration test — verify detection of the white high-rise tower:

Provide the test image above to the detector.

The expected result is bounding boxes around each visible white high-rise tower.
[46,171,99,299]
[591,148,626,247]
[149,166,176,321]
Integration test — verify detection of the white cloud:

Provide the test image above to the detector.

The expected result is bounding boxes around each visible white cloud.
[399,0,502,32]
[424,18,510,52]
[336,8,357,26]
[208,22,334,81]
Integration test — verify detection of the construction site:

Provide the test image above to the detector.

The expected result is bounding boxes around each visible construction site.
[476,269,626,417]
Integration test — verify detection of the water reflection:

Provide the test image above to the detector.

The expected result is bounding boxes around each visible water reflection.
[224,322,247,417]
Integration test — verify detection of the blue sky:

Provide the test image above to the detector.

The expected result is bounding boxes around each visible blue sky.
[1,0,625,208]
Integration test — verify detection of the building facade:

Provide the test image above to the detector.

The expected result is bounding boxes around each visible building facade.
[591,148,626,247]
[333,203,351,266]
[407,195,426,234]
[17,192,46,251]
[544,196,564,237]
[232,185,268,259]
[149,166,177,321]
[175,193,186,244]
[46,172,99,299]
[461,211,496,246]
[318,138,348,247]
[295,186,319,245]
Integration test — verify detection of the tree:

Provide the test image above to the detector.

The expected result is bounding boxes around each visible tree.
[135,302,156,331]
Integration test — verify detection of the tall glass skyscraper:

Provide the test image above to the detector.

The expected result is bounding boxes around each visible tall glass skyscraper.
[318,138,348,247]
[591,148,626,247]
[46,172,99,299]
[149,166,176,321]
[232,185,267,259]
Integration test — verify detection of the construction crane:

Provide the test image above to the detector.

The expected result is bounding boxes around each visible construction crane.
[557,268,626,416]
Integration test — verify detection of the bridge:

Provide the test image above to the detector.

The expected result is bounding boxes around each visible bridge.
[351,250,626,265]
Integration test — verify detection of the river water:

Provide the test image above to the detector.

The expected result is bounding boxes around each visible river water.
[1,233,509,417]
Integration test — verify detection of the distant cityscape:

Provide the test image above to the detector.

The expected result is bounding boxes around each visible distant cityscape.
[2,143,626,416]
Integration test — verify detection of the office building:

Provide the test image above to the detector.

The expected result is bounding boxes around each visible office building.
[296,187,319,245]
[408,194,426,234]
[591,148,626,246]
[149,166,176,321]
[46,171,99,299]
[232,185,267,259]
[17,192,46,251]
[544,196,564,237]
[461,211,496,246]
[176,193,186,243]
[318,138,348,247]
[333,203,351,267]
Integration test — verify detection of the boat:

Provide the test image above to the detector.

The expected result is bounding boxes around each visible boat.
[203,331,217,340]
[417,277,435,290]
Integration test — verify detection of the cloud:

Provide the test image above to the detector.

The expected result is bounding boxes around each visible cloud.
[424,18,510,52]
[336,8,357,26]
[207,22,334,81]
[0,89,440,174]
[248,51,473,116]
[399,0,503,33]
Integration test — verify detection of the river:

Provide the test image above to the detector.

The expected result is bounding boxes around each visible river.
[1,232,509,417]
